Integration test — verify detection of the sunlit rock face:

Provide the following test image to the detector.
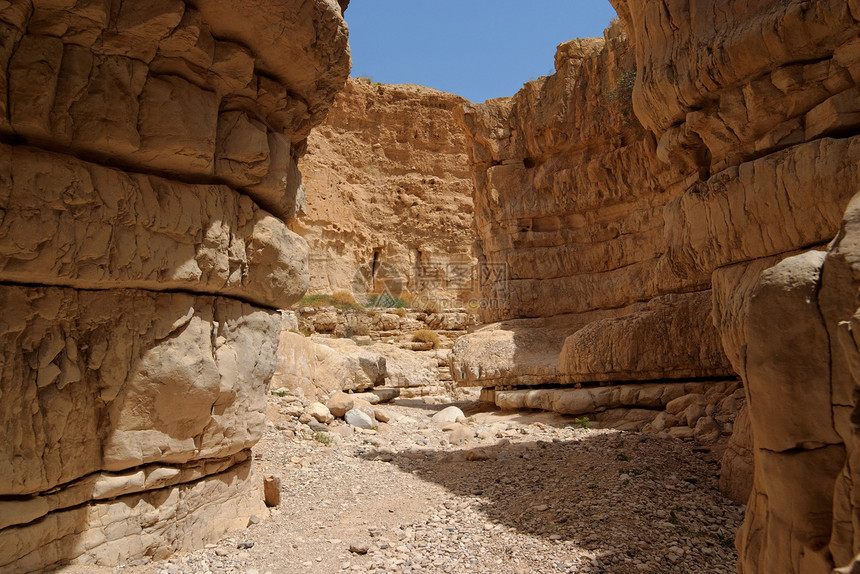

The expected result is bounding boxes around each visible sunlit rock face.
[456,2,860,570]
[0,0,349,569]
[296,77,477,306]
[614,1,860,571]
[453,22,736,400]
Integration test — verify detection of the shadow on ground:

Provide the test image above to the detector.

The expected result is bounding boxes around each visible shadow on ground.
[362,427,741,572]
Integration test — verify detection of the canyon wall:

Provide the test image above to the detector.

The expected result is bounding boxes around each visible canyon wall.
[295,77,476,306]
[456,2,860,572]
[616,1,860,572]
[453,23,736,391]
[0,0,349,570]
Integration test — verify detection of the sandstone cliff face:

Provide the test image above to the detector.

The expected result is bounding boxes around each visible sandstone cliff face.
[0,0,349,570]
[457,1,860,572]
[295,77,476,305]
[613,1,860,571]
[453,24,735,391]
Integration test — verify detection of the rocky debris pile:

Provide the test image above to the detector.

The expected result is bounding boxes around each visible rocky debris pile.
[297,306,479,344]
[87,394,743,574]
[272,307,478,400]
[266,389,401,436]
[490,380,745,443]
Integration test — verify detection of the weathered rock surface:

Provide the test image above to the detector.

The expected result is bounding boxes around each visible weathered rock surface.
[0,0,349,568]
[0,286,277,567]
[368,343,439,389]
[710,194,860,573]
[451,292,732,388]
[619,1,860,570]
[0,143,309,309]
[430,406,466,424]
[559,291,732,382]
[271,333,386,399]
[295,78,476,304]
[452,24,735,396]
[455,4,860,562]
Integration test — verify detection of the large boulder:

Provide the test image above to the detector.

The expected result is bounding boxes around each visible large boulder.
[271,334,386,399]
[0,288,279,569]
[369,343,438,388]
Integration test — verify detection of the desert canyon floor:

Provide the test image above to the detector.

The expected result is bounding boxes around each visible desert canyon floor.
[64,395,742,574]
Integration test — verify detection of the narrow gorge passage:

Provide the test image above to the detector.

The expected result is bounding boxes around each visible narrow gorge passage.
[4,1,860,573]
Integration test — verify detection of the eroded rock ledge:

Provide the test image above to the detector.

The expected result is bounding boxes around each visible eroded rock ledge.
[0,0,349,570]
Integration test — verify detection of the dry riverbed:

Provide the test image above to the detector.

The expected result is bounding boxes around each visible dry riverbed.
[70,397,743,574]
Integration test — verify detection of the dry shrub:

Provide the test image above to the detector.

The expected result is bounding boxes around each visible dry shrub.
[412,329,440,349]
[332,291,358,306]
[417,298,441,314]
[344,324,369,338]
[299,294,330,308]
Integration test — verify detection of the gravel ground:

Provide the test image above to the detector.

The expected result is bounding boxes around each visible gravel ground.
[66,397,743,574]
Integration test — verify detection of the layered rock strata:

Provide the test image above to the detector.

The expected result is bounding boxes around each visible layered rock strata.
[456,1,860,572]
[295,78,476,305]
[0,0,349,569]
[710,197,860,573]
[613,1,860,571]
[452,24,737,411]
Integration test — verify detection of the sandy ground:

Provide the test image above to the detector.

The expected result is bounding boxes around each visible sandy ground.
[56,396,743,574]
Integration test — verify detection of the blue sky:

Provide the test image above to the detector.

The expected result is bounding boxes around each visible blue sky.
[345,1,619,103]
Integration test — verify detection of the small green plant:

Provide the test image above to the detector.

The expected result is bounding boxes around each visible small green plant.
[573,416,592,429]
[366,293,408,308]
[313,431,332,445]
[299,293,331,308]
[412,329,441,349]
[615,453,630,462]
[604,69,645,135]
[271,390,287,397]
[605,70,636,112]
